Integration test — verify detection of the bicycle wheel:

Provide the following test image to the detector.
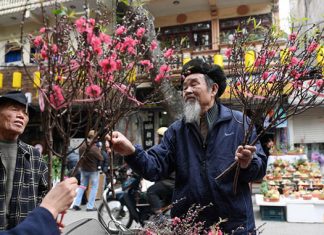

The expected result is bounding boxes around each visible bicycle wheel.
[98,199,133,234]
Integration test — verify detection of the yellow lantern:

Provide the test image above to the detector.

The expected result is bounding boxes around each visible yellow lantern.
[127,68,136,83]
[12,71,22,89]
[220,85,231,99]
[244,50,255,72]
[0,73,3,89]
[316,46,324,66]
[213,54,224,68]
[182,57,191,65]
[33,71,41,88]
[280,49,290,64]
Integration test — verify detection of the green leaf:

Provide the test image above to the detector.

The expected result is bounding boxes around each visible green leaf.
[119,0,130,6]
[52,9,63,15]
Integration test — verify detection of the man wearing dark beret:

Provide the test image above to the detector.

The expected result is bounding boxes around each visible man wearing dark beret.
[106,59,267,234]
[0,91,48,230]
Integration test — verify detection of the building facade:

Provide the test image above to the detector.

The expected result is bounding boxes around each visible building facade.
[4,0,322,157]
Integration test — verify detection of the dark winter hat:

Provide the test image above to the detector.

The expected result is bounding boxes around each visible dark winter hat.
[0,91,34,114]
[181,58,227,97]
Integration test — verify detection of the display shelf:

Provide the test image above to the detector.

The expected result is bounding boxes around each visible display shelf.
[255,194,324,223]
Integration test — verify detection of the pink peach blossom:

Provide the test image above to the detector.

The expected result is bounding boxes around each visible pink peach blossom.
[50,85,65,108]
[307,42,318,53]
[99,33,111,44]
[40,45,48,59]
[269,74,277,83]
[289,46,297,52]
[163,49,174,58]
[316,79,323,88]
[290,57,299,66]
[75,17,86,33]
[154,73,164,83]
[127,46,136,55]
[267,50,276,57]
[150,40,158,51]
[262,71,269,80]
[159,64,170,74]
[288,32,297,41]
[39,27,46,33]
[51,44,58,54]
[136,27,146,38]
[124,36,138,47]
[140,60,153,71]
[172,217,181,226]
[225,48,232,59]
[33,35,43,47]
[85,84,102,98]
[115,26,126,35]
[100,58,117,73]
[88,18,95,26]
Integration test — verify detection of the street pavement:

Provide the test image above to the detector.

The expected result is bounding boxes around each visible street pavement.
[63,196,324,235]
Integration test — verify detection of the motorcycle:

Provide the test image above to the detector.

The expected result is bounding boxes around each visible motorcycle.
[97,167,171,234]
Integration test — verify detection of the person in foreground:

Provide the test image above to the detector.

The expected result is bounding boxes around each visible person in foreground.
[106,59,267,234]
[0,91,48,230]
[0,177,78,235]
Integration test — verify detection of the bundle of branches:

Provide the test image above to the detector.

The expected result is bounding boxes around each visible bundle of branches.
[216,19,324,193]
[22,1,175,184]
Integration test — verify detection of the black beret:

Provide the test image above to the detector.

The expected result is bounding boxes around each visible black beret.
[181,58,227,97]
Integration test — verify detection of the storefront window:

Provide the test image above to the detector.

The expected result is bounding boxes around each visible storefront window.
[219,14,272,44]
[5,43,22,63]
[157,21,211,50]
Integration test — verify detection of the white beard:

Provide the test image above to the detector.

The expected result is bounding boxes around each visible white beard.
[184,99,201,123]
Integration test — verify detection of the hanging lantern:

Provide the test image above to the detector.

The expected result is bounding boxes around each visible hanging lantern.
[244,50,255,72]
[182,57,191,65]
[280,49,290,64]
[127,68,136,83]
[213,54,224,68]
[33,71,41,88]
[220,85,231,99]
[0,73,3,89]
[316,46,324,66]
[12,71,22,89]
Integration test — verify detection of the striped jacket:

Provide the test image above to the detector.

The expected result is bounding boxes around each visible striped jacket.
[0,140,48,230]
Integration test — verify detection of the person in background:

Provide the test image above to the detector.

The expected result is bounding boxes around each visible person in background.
[260,136,274,157]
[100,141,110,189]
[0,91,48,230]
[72,130,103,211]
[147,127,175,215]
[0,177,78,235]
[106,59,267,234]
[67,147,79,176]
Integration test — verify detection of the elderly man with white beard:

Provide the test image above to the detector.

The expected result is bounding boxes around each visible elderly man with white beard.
[106,59,267,234]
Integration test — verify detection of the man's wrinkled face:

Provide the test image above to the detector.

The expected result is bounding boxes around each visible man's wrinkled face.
[182,73,217,113]
[0,102,29,141]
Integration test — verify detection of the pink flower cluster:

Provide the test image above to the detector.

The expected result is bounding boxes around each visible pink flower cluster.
[30,13,173,109]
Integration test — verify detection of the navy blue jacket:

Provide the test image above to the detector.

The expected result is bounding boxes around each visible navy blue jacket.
[126,104,267,234]
[0,207,59,235]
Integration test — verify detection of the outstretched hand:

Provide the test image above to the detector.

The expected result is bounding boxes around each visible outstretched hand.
[105,131,135,156]
[40,177,78,219]
[235,145,256,169]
